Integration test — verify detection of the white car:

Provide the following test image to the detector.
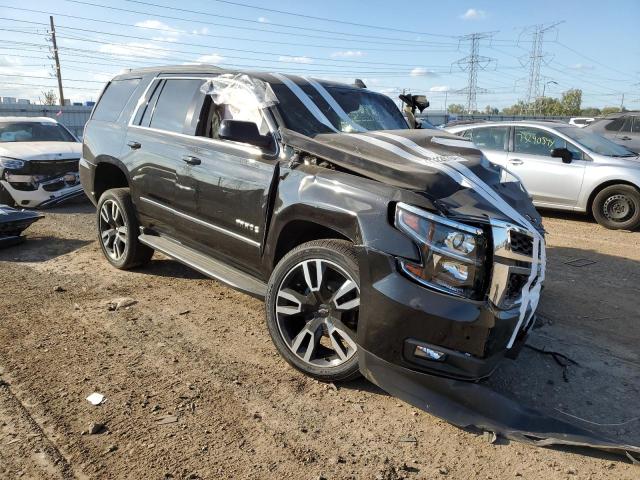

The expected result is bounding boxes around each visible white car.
[568,117,595,128]
[0,117,84,208]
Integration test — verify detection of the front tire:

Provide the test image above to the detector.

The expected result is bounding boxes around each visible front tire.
[592,184,640,231]
[265,239,361,382]
[97,188,153,269]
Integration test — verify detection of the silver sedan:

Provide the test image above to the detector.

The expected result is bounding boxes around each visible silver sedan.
[445,121,640,230]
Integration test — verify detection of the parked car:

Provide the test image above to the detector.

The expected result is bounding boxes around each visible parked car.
[0,117,84,208]
[445,121,640,230]
[585,111,640,153]
[81,65,554,440]
[568,117,595,128]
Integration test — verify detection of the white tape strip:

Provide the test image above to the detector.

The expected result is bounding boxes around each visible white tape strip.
[272,73,338,133]
[304,77,367,133]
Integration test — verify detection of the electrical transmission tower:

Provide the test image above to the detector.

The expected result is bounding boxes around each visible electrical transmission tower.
[452,32,497,113]
[519,22,563,109]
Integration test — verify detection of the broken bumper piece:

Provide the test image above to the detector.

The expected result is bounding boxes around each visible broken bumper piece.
[0,204,42,247]
[359,348,640,458]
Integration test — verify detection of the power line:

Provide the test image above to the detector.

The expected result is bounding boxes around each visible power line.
[164,0,455,37]
[520,22,562,109]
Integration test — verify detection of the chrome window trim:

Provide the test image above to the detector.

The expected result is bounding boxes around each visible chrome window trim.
[139,196,260,248]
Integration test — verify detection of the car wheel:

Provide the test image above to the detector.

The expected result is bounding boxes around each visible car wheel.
[97,188,153,269]
[0,184,15,207]
[592,184,640,231]
[265,239,361,382]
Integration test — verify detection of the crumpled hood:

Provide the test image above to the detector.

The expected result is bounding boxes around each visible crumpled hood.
[0,142,81,161]
[281,128,543,230]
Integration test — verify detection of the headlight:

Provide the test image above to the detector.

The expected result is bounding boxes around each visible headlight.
[395,203,487,299]
[0,157,25,169]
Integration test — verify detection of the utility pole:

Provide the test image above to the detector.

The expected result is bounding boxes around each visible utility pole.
[452,32,496,113]
[620,93,625,111]
[49,16,65,107]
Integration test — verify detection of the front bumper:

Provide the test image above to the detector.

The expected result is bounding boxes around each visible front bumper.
[1,178,85,208]
[359,348,640,456]
[357,248,530,381]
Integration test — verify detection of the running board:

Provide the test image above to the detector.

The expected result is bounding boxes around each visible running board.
[138,233,267,298]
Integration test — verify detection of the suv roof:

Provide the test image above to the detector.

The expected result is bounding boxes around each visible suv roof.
[113,65,367,91]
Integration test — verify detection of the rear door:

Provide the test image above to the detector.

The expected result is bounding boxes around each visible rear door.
[124,77,205,237]
[461,126,510,166]
[506,126,586,207]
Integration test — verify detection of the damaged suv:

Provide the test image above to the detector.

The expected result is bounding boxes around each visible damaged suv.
[88,66,639,450]
[0,117,83,208]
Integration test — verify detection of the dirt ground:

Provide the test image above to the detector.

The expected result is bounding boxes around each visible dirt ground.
[0,200,638,480]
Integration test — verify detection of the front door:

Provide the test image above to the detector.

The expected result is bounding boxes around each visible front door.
[462,125,510,166]
[507,126,586,207]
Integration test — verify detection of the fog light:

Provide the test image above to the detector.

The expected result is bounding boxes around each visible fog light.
[414,345,446,361]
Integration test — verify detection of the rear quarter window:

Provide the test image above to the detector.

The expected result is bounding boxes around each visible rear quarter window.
[92,78,141,122]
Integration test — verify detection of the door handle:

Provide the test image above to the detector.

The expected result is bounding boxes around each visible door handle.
[620,136,632,141]
[182,155,201,166]
[508,159,523,165]
[127,141,141,150]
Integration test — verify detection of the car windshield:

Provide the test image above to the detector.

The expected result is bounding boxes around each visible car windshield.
[270,82,408,136]
[0,121,77,143]
[556,127,636,157]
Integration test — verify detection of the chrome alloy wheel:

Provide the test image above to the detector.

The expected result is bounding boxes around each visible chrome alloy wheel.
[98,199,128,261]
[275,259,360,368]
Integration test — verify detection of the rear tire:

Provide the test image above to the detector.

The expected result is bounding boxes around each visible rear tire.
[0,184,15,207]
[592,184,640,231]
[97,188,153,269]
[265,239,361,383]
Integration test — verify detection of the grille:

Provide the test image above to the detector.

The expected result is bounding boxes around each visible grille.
[505,273,528,304]
[509,230,534,256]
[8,159,80,177]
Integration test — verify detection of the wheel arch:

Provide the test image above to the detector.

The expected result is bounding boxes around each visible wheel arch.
[93,156,131,203]
[586,179,640,214]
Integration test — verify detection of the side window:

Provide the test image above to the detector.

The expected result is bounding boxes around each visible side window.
[92,78,141,122]
[459,129,471,139]
[604,116,626,132]
[148,79,204,134]
[633,116,640,133]
[514,127,564,156]
[620,116,633,133]
[468,127,508,151]
[133,79,164,127]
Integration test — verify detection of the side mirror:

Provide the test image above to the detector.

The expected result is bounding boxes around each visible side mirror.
[219,120,272,149]
[551,147,573,164]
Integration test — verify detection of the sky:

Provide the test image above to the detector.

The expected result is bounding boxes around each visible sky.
[0,0,638,110]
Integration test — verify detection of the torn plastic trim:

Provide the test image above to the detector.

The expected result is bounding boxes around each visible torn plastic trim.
[200,73,279,110]
[360,348,640,457]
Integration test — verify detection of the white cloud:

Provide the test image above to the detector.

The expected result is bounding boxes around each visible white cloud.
[429,85,450,92]
[194,54,225,64]
[279,55,313,64]
[258,16,269,23]
[410,67,438,77]
[331,50,364,58]
[191,27,210,35]
[461,8,486,20]
[135,19,182,42]
[99,42,170,59]
[569,63,594,71]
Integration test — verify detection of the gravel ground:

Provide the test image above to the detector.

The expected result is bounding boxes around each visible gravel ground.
[0,199,638,480]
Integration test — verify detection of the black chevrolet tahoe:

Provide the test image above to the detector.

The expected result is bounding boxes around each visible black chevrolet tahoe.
[81,65,546,397]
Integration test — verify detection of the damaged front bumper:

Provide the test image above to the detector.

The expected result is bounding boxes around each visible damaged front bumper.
[360,348,640,457]
[1,171,85,208]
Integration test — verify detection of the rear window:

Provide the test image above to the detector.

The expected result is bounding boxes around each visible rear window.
[465,126,509,151]
[148,79,204,134]
[92,78,141,122]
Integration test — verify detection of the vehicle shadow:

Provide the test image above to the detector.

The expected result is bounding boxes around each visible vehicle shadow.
[36,196,95,215]
[539,208,596,224]
[0,236,91,262]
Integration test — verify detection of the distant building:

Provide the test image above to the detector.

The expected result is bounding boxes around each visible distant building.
[73,102,83,106]
[64,99,71,105]
[1,97,16,104]
[85,101,96,107]
[17,98,31,105]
